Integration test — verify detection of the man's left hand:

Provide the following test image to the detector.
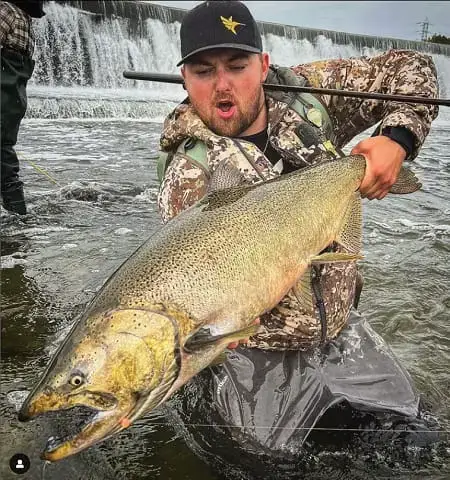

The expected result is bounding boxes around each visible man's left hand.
[351,136,407,200]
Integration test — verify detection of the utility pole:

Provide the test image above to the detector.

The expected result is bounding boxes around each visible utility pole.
[417,17,431,42]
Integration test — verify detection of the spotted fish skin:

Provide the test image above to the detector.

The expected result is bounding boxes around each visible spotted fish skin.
[18,155,421,462]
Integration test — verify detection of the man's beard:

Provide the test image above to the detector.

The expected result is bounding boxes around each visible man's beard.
[195,88,265,138]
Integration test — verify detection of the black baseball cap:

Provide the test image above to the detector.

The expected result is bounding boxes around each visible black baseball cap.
[9,0,46,18]
[177,1,263,66]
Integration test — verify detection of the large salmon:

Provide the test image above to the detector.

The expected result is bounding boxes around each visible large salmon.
[18,155,420,461]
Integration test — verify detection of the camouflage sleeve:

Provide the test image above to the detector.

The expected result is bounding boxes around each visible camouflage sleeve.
[157,152,208,223]
[291,49,439,158]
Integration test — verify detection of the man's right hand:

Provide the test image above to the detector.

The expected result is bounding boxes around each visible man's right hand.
[351,136,407,200]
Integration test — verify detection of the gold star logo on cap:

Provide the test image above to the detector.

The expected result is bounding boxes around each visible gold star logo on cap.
[220,16,245,34]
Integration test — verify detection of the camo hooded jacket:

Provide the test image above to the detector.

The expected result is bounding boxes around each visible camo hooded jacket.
[157,49,438,351]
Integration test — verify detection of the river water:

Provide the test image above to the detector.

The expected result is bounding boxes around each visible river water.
[1,2,449,478]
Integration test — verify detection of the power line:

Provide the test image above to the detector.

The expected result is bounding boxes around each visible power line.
[417,17,432,42]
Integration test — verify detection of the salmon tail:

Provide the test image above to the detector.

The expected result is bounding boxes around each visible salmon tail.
[389,166,422,194]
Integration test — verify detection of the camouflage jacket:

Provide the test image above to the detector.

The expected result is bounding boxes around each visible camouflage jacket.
[157,49,438,351]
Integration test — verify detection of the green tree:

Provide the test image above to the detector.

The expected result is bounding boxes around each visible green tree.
[427,34,450,45]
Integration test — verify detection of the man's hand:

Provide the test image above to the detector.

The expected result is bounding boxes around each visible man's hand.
[351,136,407,200]
[227,317,260,349]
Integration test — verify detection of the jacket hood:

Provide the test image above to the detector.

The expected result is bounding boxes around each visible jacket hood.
[160,102,216,152]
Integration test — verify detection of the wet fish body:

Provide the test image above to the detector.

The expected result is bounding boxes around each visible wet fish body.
[18,155,420,460]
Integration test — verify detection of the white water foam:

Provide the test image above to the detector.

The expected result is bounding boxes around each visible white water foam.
[28,2,450,121]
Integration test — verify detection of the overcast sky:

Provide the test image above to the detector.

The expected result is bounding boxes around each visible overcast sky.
[148,1,449,42]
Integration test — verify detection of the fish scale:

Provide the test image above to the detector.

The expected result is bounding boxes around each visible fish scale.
[18,154,421,461]
[93,155,366,319]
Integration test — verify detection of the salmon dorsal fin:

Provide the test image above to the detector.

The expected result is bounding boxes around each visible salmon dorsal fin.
[207,161,249,193]
[197,161,258,211]
[198,183,257,212]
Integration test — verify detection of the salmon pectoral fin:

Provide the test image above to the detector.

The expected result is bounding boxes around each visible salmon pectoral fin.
[183,323,261,353]
[210,352,229,366]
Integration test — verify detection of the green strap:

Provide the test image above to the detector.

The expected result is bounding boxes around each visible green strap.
[156,138,208,184]
[290,95,334,140]
[182,139,208,169]
[156,66,336,183]
[265,65,334,140]
[156,151,171,184]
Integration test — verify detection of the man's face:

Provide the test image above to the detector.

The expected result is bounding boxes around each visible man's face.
[181,49,270,137]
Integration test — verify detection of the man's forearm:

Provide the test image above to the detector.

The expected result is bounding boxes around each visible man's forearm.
[292,50,439,156]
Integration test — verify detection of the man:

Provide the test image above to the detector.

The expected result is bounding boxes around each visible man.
[157,0,439,470]
[0,0,45,215]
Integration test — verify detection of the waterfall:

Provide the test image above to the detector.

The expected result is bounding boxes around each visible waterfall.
[27,1,450,120]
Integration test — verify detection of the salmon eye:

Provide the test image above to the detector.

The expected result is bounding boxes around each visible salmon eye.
[69,373,84,387]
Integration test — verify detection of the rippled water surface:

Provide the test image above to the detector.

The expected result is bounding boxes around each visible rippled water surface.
[1,116,449,480]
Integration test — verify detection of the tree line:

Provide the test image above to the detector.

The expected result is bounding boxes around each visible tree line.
[427,34,450,45]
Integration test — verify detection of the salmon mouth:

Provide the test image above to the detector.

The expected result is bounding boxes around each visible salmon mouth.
[35,370,179,461]
[42,388,172,462]
[42,407,127,461]
[18,389,131,462]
